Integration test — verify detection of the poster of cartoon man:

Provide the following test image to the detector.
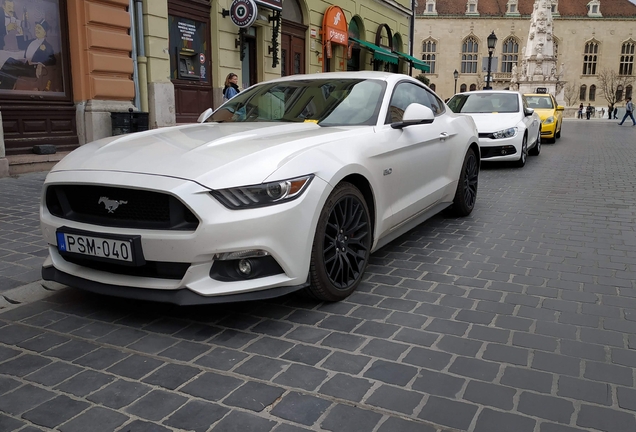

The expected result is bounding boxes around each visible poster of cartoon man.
[0,0,63,93]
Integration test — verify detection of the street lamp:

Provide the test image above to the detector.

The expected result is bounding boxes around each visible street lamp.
[486,31,497,90]
[453,69,459,94]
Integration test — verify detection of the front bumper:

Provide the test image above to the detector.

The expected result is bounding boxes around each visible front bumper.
[478,134,523,161]
[41,170,330,302]
[541,121,557,138]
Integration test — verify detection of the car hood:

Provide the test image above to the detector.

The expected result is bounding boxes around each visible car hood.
[51,122,358,189]
[531,109,555,121]
[461,113,522,133]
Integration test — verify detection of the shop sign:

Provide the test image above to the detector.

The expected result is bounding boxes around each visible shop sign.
[229,0,257,28]
[321,6,348,47]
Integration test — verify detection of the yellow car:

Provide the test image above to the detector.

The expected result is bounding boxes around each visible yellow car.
[524,93,564,143]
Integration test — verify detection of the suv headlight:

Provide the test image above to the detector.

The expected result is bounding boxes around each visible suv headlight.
[492,127,517,139]
[543,116,555,125]
[210,175,314,209]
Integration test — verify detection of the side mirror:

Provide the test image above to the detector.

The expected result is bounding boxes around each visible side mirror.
[391,103,435,129]
[524,107,535,117]
[556,105,564,111]
[197,108,213,123]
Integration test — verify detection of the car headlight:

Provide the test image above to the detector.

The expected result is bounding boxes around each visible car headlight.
[210,175,314,209]
[543,116,555,125]
[491,127,517,139]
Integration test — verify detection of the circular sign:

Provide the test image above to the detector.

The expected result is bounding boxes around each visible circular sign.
[199,53,205,64]
[230,0,257,28]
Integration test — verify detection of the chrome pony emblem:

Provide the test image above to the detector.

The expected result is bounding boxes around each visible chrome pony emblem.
[98,196,128,213]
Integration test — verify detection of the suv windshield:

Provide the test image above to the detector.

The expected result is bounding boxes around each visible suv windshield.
[525,95,554,109]
[209,79,386,126]
[448,93,520,113]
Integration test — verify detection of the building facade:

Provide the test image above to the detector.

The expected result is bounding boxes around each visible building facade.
[414,0,636,108]
[0,0,416,174]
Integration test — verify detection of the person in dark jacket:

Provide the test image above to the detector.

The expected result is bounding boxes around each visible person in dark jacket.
[586,103,593,120]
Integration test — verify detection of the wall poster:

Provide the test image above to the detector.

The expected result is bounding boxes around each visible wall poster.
[0,0,66,96]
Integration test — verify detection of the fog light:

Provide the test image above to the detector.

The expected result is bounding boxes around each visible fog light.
[238,259,252,276]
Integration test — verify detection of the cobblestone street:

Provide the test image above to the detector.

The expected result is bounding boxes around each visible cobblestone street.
[0,119,636,431]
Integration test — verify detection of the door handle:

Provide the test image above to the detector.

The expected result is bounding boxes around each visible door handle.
[439,132,449,141]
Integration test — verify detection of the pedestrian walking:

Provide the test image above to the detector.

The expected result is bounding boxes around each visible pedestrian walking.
[613,106,618,119]
[578,103,584,119]
[223,73,240,101]
[600,108,605,118]
[586,103,593,120]
[618,97,635,126]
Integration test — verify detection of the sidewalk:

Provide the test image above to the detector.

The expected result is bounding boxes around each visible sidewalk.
[0,172,61,309]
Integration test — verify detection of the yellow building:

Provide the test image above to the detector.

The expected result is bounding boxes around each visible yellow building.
[414,0,636,109]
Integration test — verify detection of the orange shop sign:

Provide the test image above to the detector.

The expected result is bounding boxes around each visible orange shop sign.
[321,6,348,47]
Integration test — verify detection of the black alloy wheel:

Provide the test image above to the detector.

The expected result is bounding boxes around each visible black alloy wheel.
[447,147,479,217]
[529,130,541,156]
[514,135,528,167]
[308,182,371,301]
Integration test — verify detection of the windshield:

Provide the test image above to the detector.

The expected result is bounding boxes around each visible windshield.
[209,79,386,126]
[525,95,554,109]
[448,93,520,113]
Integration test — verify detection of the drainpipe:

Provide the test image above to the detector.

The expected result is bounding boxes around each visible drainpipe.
[129,0,140,110]
[409,0,414,76]
[135,0,149,113]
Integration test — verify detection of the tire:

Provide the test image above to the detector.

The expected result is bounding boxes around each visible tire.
[514,135,528,168]
[306,182,371,301]
[447,147,479,217]
[555,123,561,139]
[529,130,541,156]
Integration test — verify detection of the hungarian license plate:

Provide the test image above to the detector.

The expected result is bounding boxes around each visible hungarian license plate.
[56,230,140,264]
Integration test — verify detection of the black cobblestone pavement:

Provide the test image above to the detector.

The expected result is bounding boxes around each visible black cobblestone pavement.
[0,119,635,431]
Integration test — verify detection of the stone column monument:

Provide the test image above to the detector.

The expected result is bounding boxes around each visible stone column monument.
[516,0,564,98]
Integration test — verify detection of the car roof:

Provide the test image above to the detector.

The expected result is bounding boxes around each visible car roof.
[524,93,553,97]
[257,71,415,85]
[453,90,521,97]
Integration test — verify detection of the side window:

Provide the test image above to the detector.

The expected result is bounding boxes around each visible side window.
[386,82,435,123]
[426,90,445,115]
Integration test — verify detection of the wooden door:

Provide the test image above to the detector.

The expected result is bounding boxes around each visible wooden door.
[281,21,306,77]
[168,0,213,123]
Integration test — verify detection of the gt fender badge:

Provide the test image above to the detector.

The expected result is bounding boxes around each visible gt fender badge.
[99,197,128,213]
[383,168,392,176]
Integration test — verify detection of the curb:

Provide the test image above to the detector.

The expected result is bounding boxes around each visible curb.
[0,280,67,311]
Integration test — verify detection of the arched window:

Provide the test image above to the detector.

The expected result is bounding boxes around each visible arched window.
[461,36,479,74]
[422,39,437,74]
[460,83,467,92]
[469,83,477,91]
[582,41,598,75]
[616,85,624,101]
[627,85,633,100]
[589,84,596,101]
[619,41,635,76]
[501,37,519,73]
[580,84,587,101]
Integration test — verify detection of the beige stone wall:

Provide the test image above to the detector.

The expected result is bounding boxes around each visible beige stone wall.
[414,16,636,107]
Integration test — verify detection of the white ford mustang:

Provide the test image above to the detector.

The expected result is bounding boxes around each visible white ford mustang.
[41,72,480,305]
[448,90,541,167]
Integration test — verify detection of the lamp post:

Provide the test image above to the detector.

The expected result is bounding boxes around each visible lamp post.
[486,31,497,90]
[453,69,459,94]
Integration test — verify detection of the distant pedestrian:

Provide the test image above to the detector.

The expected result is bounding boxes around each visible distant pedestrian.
[613,106,619,119]
[586,103,593,120]
[223,73,240,101]
[600,108,605,118]
[578,103,584,119]
[618,97,635,126]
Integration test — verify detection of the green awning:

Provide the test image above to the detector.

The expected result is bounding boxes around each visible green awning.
[349,37,398,65]
[395,51,431,72]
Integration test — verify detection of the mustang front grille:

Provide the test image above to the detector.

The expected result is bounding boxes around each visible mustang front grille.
[46,185,199,231]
